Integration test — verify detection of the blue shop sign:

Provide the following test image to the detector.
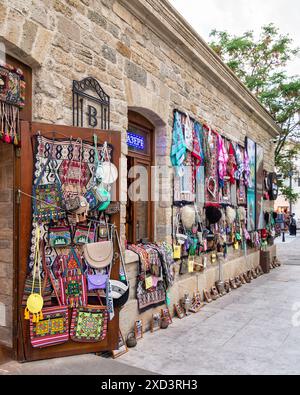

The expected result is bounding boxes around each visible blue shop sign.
[127,131,145,151]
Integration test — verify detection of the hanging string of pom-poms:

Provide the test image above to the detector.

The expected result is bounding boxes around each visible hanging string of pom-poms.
[0,101,20,145]
[0,61,26,146]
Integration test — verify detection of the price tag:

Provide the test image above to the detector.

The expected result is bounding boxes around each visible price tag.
[173,245,181,260]
[188,257,194,273]
[145,276,153,290]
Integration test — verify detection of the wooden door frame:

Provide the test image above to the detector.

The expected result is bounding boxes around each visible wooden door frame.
[16,121,121,362]
[0,55,32,360]
[127,111,155,243]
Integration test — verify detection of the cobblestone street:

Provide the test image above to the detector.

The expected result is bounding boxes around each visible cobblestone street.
[1,235,300,376]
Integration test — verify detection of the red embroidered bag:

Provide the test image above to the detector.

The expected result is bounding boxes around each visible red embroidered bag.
[59,248,87,308]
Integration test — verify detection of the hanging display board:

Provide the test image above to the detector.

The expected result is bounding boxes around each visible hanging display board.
[16,121,121,362]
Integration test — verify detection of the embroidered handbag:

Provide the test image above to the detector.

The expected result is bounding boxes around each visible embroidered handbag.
[87,274,108,291]
[32,144,66,222]
[30,250,71,349]
[83,241,113,269]
[59,248,88,308]
[70,305,108,343]
[30,305,69,348]
[73,224,95,245]
[49,223,72,248]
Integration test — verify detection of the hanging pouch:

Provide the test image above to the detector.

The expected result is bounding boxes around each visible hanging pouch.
[74,223,95,245]
[87,274,108,291]
[70,306,108,343]
[32,141,66,223]
[83,241,113,269]
[49,221,72,248]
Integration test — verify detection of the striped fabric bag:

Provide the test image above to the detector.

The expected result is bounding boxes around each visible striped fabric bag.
[30,305,69,348]
[30,243,70,349]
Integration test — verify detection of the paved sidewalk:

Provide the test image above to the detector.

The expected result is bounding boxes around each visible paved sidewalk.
[2,238,300,375]
[116,239,300,375]
[0,354,154,376]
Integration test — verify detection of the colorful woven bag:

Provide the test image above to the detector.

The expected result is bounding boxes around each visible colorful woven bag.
[59,247,87,308]
[32,143,66,222]
[49,222,72,248]
[70,306,108,343]
[30,246,70,349]
[30,305,69,348]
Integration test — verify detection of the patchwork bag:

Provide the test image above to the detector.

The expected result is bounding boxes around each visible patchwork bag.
[59,248,87,308]
[49,222,72,248]
[70,306,108,343]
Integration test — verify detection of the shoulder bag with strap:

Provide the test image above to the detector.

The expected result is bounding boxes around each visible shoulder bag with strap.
[30,241,69,348]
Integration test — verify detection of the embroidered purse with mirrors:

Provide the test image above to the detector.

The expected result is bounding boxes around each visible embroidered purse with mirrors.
[32,141,66,222]
[70,305,109,343]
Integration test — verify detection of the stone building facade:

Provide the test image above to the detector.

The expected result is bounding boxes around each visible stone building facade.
[0,0,279,346]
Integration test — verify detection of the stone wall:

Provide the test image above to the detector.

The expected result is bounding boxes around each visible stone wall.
[0,0,278,339]
[0,143,14,349]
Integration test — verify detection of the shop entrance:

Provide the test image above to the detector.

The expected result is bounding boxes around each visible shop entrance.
[126,111,154,244]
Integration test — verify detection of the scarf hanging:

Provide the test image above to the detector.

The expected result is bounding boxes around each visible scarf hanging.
[217,134,229,188]
[171,111,187,176]
[0,62,25,146]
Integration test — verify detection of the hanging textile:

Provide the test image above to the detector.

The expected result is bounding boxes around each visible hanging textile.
[0,62,25,145]
[227,142,237,185]
[171,111,187,176]
[203,127,220,206]
[128,244,167,312]
[217,134,229,189]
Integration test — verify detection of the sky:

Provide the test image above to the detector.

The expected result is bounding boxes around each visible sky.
[169,0,300,76]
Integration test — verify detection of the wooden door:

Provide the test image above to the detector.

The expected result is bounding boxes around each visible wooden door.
[16,121,121,362]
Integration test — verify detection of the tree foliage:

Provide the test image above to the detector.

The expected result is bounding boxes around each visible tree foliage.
[209,24,300,201]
